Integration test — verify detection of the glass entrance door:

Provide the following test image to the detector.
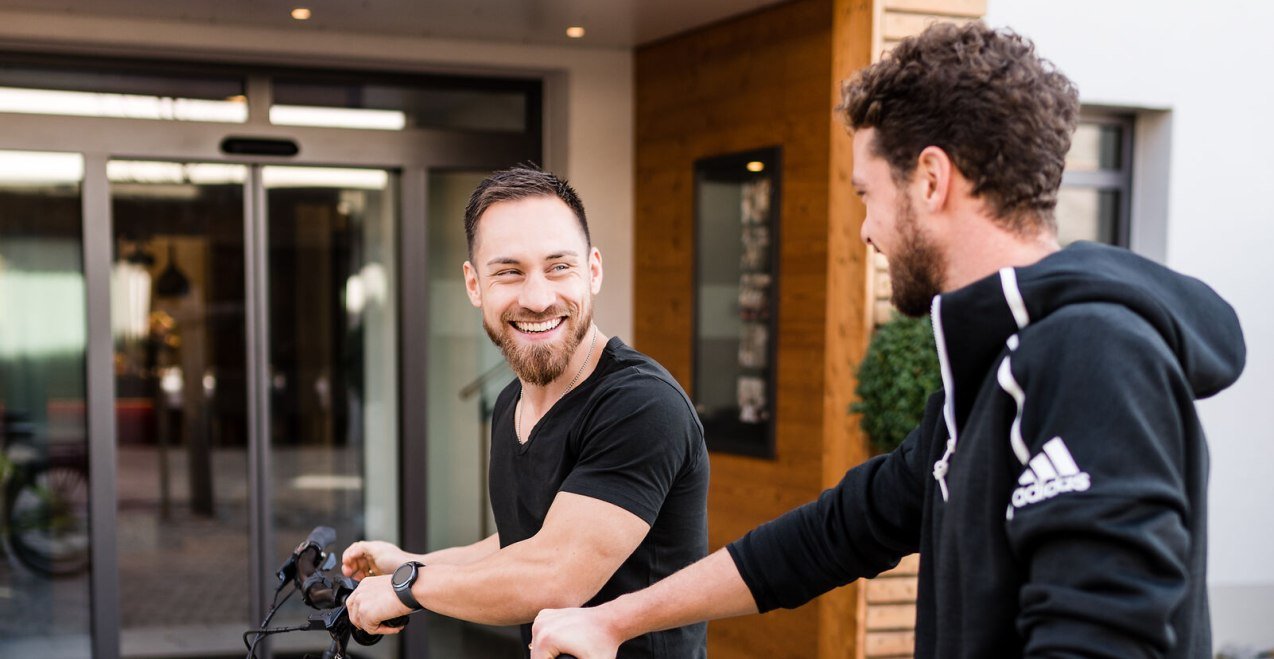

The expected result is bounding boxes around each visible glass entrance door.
[262,166,399,658]
[0,150,93,659]
[108,162,399,658]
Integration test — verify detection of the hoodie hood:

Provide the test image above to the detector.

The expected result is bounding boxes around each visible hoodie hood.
[933,241,1246,440]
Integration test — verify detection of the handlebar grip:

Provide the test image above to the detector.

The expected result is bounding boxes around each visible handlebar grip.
[306,526,337,551]
[380,615,409,628]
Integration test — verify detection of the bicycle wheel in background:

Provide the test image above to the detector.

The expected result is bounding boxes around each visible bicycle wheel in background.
[6,463,91,576]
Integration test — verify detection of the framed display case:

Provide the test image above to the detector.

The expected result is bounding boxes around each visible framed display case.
[692,146,781,458]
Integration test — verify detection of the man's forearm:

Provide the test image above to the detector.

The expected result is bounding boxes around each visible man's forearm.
[601,548,758,640]
[418,533,500,566]
[414,537,598,625]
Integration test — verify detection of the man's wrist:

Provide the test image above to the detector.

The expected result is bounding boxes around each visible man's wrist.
[391,561,426,610]
[597,596,640,644]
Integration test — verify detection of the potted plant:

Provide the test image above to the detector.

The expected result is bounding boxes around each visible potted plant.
[852,315,942,454]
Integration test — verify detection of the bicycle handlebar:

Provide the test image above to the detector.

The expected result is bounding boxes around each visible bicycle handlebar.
[254,526,578,658]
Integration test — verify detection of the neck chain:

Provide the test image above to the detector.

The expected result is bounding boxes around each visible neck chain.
[516,326,597,443]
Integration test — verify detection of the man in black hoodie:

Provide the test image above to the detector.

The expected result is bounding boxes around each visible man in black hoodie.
[529,21,1247,659]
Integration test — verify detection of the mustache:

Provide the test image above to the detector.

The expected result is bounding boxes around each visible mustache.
[502,306,572,323]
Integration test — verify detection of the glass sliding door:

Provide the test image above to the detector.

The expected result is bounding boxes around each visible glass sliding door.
[108,161,251,657]
[105,162,401,658]
[0,150,92,659]
[263,166,399,659]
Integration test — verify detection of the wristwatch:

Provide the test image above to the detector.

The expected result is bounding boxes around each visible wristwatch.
[391,561,426,611]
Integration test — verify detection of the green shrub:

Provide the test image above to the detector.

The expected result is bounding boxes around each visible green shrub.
[852,314,942,454]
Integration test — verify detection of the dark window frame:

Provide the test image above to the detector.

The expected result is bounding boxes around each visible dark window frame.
[1060,111,1135,247]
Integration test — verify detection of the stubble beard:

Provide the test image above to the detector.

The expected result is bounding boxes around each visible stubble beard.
[889,194,947,318]
[484,303,593,387]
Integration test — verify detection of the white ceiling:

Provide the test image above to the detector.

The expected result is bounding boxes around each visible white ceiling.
[0,0,788,48]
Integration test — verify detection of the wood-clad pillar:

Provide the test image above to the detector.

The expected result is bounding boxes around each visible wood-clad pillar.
[633,0,982,657]
[819,0,878,655]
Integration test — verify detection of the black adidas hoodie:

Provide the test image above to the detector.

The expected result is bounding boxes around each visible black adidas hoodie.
[727,242,1246,657]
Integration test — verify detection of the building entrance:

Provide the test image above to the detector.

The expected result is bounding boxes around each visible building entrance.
[0,57,539,658]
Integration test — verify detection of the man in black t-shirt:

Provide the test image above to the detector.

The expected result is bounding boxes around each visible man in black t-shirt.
[342,166,709,658]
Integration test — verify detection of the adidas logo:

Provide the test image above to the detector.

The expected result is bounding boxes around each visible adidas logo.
[1010,437,1090,509]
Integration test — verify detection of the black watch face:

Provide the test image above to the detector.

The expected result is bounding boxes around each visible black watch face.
[392,562,415,588]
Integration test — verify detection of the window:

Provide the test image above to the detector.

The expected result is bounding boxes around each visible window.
[1057,114,1133,246]
[0,60,246,123]
[0,55,542,135]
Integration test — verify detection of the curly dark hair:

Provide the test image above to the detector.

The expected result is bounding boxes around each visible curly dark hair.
[463,165,590,260]
[839,22,1079,234]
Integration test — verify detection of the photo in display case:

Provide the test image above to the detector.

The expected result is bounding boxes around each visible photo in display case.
[692,147,780,458]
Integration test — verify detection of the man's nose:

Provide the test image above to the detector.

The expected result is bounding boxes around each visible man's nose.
[518,272,556,312]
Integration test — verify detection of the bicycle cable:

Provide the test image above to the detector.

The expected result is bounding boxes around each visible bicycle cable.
[244,582,300,657]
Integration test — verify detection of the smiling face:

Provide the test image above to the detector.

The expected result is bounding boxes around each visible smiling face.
[463,195,603,386]
[853,128,947,318]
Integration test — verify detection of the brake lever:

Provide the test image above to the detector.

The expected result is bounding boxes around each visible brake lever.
[380,614,409,628]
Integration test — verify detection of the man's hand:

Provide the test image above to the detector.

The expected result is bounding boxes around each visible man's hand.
[344,574,412,635]
[341,540,409,580]
[530,606,622,659]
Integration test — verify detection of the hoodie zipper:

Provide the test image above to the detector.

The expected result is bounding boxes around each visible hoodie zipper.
[929,295,958,502]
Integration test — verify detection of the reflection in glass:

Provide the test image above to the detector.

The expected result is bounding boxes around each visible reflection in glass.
[0,150,92,658]
[272,77,531,132]
[265,166,399,658]
[110,161,250,657]
[0,62,246,123]
[1056,187,1120,246]
[1065,121,1124,172]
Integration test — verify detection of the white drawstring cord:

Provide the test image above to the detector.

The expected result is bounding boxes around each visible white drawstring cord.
[933,438,956,502]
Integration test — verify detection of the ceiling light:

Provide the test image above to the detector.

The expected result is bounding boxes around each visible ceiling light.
[566,26,585,38]
[746,161,765,173]
[291,7,312,20]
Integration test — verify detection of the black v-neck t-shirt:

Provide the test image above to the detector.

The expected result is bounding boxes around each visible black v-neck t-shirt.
[489,337,709,658]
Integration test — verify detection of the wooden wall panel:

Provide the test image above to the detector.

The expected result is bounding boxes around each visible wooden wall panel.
[635,1,836,657]
[821,0,877,656]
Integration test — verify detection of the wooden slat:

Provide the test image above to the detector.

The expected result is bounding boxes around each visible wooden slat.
[883,0,986,18]
[866,603,917,630]
[882,12,975,41]
[879,553,921,576]
[865,577,919,604]
[865,630,916,656]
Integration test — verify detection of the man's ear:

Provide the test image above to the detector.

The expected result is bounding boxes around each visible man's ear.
[915,145,954,213]
[588,247,604,295]
[462,261,482,308]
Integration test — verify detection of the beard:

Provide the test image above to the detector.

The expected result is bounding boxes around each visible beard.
[484,302,593,387]
[888,194,947,318]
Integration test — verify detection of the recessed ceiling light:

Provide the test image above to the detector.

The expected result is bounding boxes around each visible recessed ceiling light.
[291,7,312,20]
[566,26,586,39]
[746,161,765,173]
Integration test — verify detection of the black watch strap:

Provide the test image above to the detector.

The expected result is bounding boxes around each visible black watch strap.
[391,561,425,611]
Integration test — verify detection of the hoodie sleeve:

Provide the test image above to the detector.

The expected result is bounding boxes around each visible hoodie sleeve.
[1006,304,1195,657]
[724,390,943,612]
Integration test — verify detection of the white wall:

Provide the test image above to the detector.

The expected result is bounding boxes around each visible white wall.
[0,9,636,341]
[986,1,1274,652]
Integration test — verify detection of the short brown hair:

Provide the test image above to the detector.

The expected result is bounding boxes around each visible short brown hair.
[463,165,590,260]
[839,22,1079,234]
